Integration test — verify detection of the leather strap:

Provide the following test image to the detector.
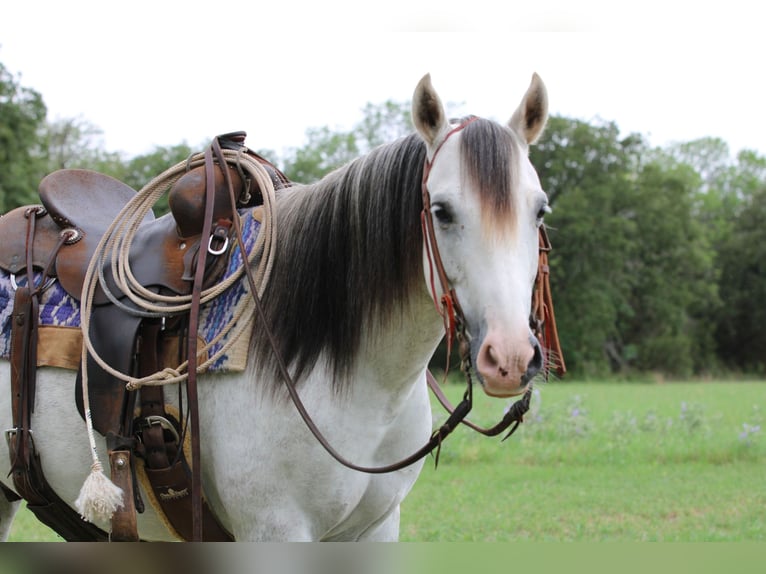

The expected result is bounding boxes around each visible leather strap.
[9,286,40,492]
[230,118,528,474]
[6,209,111,541]
[108,449,139,541]
[426,370,530,439]
[135,321,233,541]
[533,225,566,376]
[182,145,217,541]
[9,208,48,492]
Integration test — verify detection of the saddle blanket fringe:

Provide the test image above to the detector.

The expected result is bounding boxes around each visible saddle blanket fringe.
[0,210,262,374]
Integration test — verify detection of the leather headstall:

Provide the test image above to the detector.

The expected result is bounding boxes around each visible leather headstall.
[252,117,564,475]
[421,118,566,440]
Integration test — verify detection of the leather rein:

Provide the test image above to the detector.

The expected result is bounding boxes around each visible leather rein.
[155,122,564,539]
[231,118,563,474]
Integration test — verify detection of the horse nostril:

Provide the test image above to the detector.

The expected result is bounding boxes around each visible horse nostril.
[477,343,502,378]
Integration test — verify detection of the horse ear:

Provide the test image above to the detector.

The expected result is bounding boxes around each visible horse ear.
[509,73,549,145]
[412,73,448,148]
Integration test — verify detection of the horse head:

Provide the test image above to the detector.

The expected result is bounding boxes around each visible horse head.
[413,73,549,398]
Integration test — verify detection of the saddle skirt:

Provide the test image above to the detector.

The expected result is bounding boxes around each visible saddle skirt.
[0,209,262,374]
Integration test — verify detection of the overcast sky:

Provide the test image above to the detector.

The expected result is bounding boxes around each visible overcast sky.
[2,1,763,159]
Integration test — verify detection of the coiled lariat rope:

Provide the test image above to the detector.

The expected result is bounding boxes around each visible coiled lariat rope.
[75,150,278,523]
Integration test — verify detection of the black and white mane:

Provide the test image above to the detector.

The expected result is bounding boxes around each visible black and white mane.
[250,117,522,389]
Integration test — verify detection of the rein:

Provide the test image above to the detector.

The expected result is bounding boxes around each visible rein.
[243,121,480,473]
[246,118,558,474]
[86,122,562,534]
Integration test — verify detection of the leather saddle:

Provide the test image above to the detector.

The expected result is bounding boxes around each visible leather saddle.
[0,135,289,541]
[0,140,287,434]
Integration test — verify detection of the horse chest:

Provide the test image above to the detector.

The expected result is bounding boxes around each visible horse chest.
[195,372,432,541]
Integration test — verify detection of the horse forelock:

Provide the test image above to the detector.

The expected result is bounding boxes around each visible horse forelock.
[459,117,522,239]
[249,134,427,394]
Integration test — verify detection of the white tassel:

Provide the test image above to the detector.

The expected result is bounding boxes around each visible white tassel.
[75,242,125,525]
[74,406,124,523]
[75,461,124,523]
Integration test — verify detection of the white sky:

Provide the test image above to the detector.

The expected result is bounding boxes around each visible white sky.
[2,1,764,159]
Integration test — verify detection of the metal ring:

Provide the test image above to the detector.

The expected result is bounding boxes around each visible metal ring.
[208,235,229,256]
[9,272,57,293]
[143,415,180,445]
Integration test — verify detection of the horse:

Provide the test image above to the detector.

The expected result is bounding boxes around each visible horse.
[0,72,550,541]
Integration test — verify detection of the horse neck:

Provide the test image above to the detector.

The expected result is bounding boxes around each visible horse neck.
[251,136,430,394]
[353,288,444,399]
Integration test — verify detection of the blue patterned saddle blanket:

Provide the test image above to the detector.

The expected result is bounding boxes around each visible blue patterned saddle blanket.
[0,212,261,373]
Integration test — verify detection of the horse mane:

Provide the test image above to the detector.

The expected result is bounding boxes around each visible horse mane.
[250,132,427,391]
[249,117,520,392]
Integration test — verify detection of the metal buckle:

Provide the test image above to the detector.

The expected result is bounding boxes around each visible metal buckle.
[9,273,57,293]
[208,234,229,256]
[140,416,180,445]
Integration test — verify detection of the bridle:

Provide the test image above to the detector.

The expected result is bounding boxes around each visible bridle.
[183,123,565,534]
[419,117,565,441]
[250,117,562,468]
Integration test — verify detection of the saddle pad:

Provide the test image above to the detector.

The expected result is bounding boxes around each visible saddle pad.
[0,211,262,374]
[0,268,83,370]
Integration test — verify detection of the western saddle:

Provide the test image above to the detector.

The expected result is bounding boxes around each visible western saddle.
[1,132,289,541]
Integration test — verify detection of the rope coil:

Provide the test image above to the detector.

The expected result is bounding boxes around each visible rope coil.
[75,149,279,522]
[80,150,278,389]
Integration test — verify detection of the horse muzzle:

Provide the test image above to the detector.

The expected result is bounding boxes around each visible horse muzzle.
[474,332,543,397]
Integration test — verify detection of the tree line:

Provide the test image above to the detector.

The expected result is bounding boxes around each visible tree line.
[2,60,764,378]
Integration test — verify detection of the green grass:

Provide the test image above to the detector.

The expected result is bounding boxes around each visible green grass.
[400,380,766,541]
[7,381,765,542]
[6,506,60,542]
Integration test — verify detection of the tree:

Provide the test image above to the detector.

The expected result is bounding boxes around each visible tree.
[531,118,721,377]
[530,117,645,375]
[618,160,718,376]
[0,61,47,211]
[711,153,766,373]
[39,116,121,172]
[665,137,731,192]
[354,100,412,152]
[282,100,412,183]
[38,117,194,216]
[282,126,359,183]
[662,140,766,374]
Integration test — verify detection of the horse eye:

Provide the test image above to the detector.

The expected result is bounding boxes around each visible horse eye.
[432,204,454,226]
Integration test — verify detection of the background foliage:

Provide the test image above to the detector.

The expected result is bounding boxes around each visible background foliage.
[1,60,764,378]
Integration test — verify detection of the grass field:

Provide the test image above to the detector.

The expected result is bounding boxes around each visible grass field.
[400,379,766,541]
[7,380,765,542]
